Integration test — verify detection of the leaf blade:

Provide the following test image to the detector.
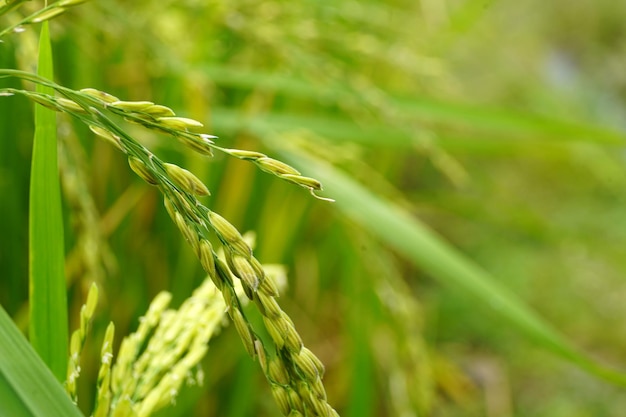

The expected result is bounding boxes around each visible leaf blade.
[29,21,68,382]
[0,305,83,417]
[283,150,626,387]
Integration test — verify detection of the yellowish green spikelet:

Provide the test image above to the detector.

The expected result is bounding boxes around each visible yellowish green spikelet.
[142,104,175,117]
[228,252,261,292]
[93,322,115,417]
[110,100,155,112]
[198,239,217,280]
[128,157,159,185]
[286,387,305,414]
[166,190,201,224]
[31,7,66,23]
[176,133,216,156]
[27,92,60,111]
[256,157,302,176]
[207,211,251,257]
[222,149,266,160]
[80,88,119,104]
[259,268,281,297]
[111,292,171,397]
[207,211,245,245]
[163,197,178,221]
[163,163,210,196]
[254,290,282,318]
[280,174,323,191]
[89,125,123,151]
[230,308,257,357]
[57,97,87,113]
[173,212,199,252]
[272,385,292,415]
[300,347,325,378]
[293,349,321,381]
[106,277,240,416]
[157,116,203,130]
[65,283,99,403]
[268,356,290,385]
[218,147,333,200]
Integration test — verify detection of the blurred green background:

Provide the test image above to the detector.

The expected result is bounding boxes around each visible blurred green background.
[3,0,626,416]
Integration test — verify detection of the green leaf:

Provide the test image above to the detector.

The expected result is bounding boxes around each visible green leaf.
[0,305,83,417]
[203,65,626,147]
[210,107,626,157]
[29,21,68,382]
[282,150,626,387]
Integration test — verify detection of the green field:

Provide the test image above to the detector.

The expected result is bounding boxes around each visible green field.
[2,1,626,416]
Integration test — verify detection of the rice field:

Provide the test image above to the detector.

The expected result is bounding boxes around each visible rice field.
[2,1,626,416]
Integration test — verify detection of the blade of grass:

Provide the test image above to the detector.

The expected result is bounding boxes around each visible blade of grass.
[282,150,626,387]
[0,374,32,417]
[0,305,83,417]
[210,107,626,155]
[203,66,626,146]
[29,21,68,382]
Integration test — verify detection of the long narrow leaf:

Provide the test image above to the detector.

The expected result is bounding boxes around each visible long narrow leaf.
[29,21,68,382]
[0,305,83,417]
[203,66,626,146]
[209,108,626,155]
[283,150,626,387]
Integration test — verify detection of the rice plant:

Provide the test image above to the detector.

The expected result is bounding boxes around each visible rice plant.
[2,0,626,416]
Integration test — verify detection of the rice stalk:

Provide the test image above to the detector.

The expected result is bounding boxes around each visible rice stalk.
[0,71,338,416]
[0,0,92,39]
[65,283,99,404]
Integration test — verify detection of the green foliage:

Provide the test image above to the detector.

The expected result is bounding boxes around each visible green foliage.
[28,21,68,382]
[3,0,626,416]
[0,305,82,417]
[284,150,626,387]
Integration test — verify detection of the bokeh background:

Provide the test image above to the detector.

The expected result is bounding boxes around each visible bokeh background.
[2,0,626,416]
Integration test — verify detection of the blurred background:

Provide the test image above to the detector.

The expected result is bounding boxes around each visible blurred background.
[2,0,626,416]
